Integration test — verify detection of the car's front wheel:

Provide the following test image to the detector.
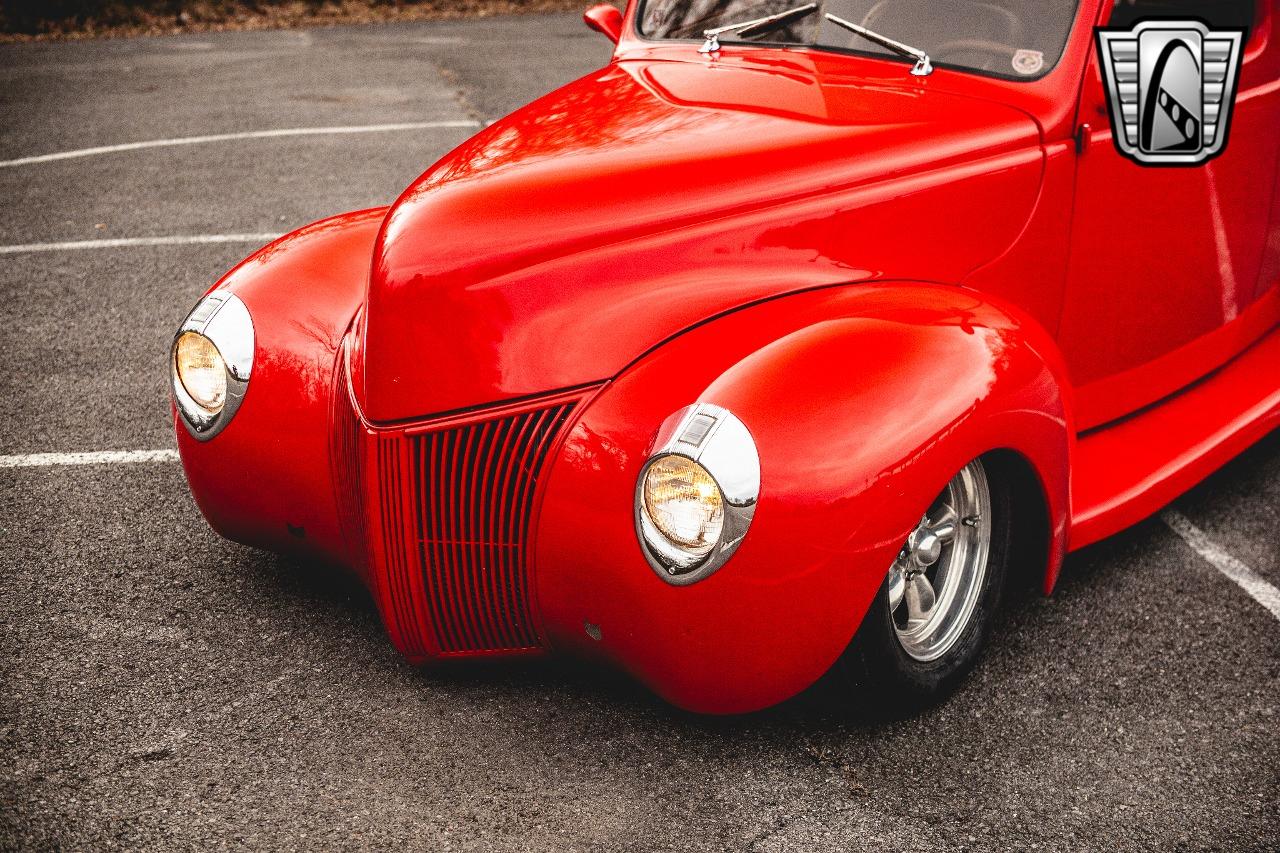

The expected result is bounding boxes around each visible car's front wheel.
[839,457,1012,714]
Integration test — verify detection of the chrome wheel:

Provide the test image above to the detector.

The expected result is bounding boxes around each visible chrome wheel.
[886,461,992,662]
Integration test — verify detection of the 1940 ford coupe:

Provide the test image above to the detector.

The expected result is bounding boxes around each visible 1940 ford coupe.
[171,0,1280,714]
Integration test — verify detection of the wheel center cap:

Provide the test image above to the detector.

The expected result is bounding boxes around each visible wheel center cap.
[907,529,942,568]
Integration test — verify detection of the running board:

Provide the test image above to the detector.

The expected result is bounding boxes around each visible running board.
[1070,324,1280,550]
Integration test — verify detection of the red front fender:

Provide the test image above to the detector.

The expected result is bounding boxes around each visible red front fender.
[534,284,1072,714]
[175,208,385,571]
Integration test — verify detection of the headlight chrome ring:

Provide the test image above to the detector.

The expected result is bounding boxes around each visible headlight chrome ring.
[171,291,254,441]
[635,403,760,585]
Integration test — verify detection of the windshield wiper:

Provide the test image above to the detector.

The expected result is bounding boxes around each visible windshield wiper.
[700,3,819,54]
[823,12,933,76]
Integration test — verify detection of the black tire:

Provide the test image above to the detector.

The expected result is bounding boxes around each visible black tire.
[837,457,1013,716]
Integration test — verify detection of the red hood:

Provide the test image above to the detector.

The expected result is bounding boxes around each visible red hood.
[360,52,1044,422]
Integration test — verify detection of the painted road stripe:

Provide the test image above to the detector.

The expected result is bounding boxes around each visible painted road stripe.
[1163,510,1280,621]
[0,450,179,468]
[0,234,281,255]
[0,121,480,168]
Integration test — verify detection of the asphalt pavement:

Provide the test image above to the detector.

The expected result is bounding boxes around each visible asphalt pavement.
[1,13,1277,852]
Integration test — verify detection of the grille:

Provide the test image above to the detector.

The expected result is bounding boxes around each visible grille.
[374,400,577,656]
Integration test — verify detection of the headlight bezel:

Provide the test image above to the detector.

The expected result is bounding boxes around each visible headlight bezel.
[635,403,760,586]
[171,291,254,441]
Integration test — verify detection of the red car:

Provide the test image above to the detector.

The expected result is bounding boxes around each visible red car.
[171,0,1280,714]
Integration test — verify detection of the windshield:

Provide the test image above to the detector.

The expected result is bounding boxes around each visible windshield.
[637,1,1081,80]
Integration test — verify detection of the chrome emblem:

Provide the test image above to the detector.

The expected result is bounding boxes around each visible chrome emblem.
[1096,20,1245,166]
[1011,49,1044,76]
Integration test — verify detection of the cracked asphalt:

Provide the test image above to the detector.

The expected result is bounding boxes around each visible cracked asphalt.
[1,12,1277,852]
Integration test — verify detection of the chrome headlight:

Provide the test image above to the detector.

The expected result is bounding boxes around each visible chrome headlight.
[635,404,760,585]
[171,291,254,440]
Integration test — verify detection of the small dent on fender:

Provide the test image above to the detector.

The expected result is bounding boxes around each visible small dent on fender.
[287,523,306,539]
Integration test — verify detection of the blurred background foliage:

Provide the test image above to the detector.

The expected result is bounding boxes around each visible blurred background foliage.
[0,0,620,38]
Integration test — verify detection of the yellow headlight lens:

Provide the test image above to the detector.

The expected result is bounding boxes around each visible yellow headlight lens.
[174,331,227,413]
[642,456,724,553]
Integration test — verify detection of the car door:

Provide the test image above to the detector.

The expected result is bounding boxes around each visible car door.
[1057,0,1280,429]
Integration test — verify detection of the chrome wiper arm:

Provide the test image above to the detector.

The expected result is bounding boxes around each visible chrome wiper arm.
[823,12,933,76]
[700,3,819,54]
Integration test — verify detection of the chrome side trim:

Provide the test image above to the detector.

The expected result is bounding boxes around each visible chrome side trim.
[635,403,761,586]
[171,291,254,441]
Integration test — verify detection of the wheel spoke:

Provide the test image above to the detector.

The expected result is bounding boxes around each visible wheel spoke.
[903,572,936,625]
[887,566,906,611]
[928,505,958,543]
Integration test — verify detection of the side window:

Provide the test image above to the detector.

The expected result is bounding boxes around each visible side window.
[1108,0,1255,30]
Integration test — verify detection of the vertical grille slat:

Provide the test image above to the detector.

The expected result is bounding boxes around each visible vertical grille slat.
[389,440,412,651]
[486,413,524,649]
[492,411,531,647]
[472,420,499,647]
[443,427,474,652]
[504,408,544,645]
[461,423,489,650]
[506,407,554,643]
[427,429,461,654]
[398,436,430,657]
[455,422,487,651]
[379,436,426,658]
[471,420,507,649]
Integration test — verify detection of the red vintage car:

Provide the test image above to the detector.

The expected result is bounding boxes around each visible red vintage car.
[171,0,1280,714]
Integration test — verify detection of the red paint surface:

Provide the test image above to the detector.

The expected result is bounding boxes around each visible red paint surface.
[176,0,1280,713]
[1060,18,1280,424]
[363,53,1045,422]
[536,285,1070,712]
[177,208,383,576]
[583,4,623,44]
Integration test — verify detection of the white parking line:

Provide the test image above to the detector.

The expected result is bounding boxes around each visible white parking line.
[0,234,281,255]
[0,450,179,468]
[1162,510,1280,621]
[0,121,480,168]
